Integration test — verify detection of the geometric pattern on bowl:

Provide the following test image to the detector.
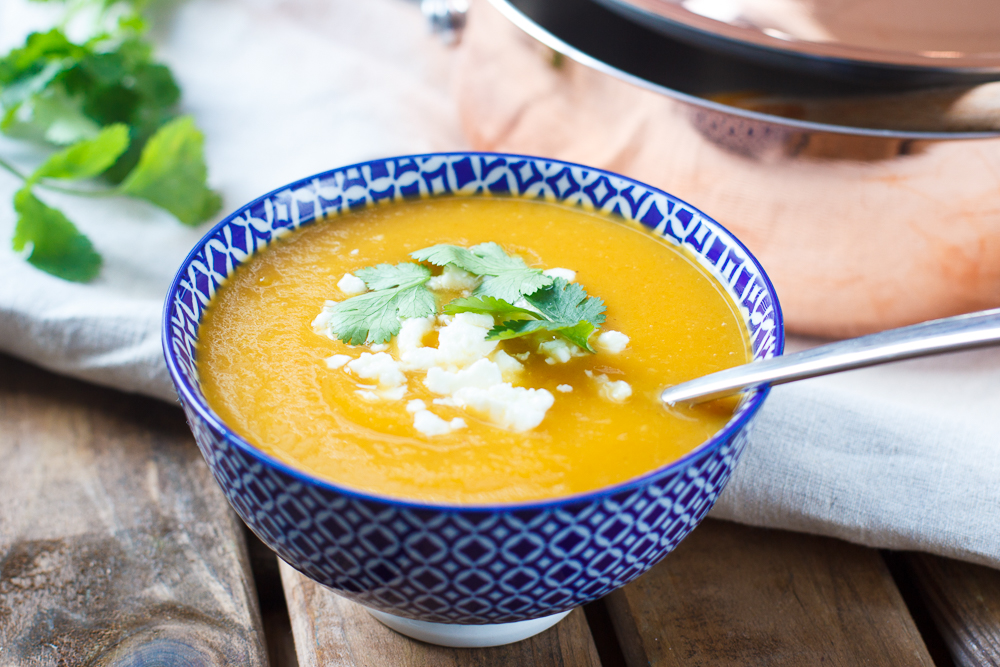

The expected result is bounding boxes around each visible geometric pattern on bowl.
[164,152,784,624]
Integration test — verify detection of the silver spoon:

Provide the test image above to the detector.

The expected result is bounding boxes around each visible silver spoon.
[660,308,1000,405]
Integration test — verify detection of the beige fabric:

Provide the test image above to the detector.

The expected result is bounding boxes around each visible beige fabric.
[714,339,1000,569]
[454,0,1000,338]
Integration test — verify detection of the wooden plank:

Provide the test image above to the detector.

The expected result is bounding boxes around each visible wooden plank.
[605,518,934,667]
[279,560,602,666]
[905,552,1000,666]
[0,355,267,666]
[247,527,301,667]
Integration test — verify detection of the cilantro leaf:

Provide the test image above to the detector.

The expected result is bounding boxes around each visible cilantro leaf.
[12,187,101,282]
[29,123,129,183]
[356,262,432,291]
[1,86,101,145]
[488,278,606,352]
[411,242,552,302]
[329,263,434,344]
[0,30,80,87]
[524,278,606,330]
[120,115,221,225]
[443,295,538,319]
[553,320,599,351]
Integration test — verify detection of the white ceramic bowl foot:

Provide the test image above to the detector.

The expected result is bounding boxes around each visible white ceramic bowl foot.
[366,608,573,647]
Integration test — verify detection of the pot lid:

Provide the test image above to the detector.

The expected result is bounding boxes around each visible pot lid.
[595,0,1000,77]
[495,0,1000,136]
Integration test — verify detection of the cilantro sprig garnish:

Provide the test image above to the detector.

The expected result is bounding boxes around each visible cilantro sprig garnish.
[411,242,553,302]
[328,263,435,345]
[446,279,606,352]
[0,2,221,282]
[328,245,607,353]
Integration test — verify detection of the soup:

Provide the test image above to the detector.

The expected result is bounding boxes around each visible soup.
[197,196,750,504]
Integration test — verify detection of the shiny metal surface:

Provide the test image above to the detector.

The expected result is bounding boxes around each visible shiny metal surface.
[496,0,1000,136]
[476,0,1000,337]
[421,0,469,44]
[593,0,1000,83]
[660,308,1000,404]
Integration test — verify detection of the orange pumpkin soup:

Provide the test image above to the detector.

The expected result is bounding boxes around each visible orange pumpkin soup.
[197,196,750,504]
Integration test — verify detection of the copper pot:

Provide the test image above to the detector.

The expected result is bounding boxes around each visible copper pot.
[453,0,1000,337]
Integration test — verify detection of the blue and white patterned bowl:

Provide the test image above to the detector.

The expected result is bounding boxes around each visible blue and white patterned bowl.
[162,152,783,644]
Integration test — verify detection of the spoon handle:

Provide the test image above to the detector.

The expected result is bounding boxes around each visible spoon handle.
[660,308,1000,405]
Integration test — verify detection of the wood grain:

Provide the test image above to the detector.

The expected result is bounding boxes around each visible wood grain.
[279,560,602,666]
[605,519,934,666]
[0,355,267,666]
[905,553,1000,666]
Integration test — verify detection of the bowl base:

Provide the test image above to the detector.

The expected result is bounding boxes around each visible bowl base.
[365,608,573,647]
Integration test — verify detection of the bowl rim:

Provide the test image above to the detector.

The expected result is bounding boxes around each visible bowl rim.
[162,150,785,512]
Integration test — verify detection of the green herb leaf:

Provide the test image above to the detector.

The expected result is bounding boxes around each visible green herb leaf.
[1,2,218,282]
[0,30,80,88]
[488,278,606,352]
[1,87,101,145]
[356,262,432,291]
[120,115,221,225]
[524,278,606,330]
[12,187,101,282]
[411,242,552,302]
[329,263,435,344]
[29,123,129,183]
[443,295,538,319]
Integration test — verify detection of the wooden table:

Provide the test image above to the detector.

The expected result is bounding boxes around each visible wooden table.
[2,353,999,666]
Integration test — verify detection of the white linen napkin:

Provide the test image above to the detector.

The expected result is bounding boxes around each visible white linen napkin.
[1,0,997,570]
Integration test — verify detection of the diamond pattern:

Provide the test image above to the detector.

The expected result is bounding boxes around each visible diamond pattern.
[163,152,782,625]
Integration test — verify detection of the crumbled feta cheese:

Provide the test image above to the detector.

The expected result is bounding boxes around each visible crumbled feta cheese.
[396,316,435,355]
[406,399,427,413]
[427,265,480,292]
[325,354,351,369]
[380,385,408,401]
[512,351,531,362]
[349,248,359,255]
[449,384,555,432]
[413,410,467,436]
[602,380,632,402]
[543,267,576,282]
[491,350,523,380]
[421,356,555,432]
[596,330,629,354]
[586,370,632,403]
[369,343,389,352]
[425,359,503,395]
[356,389,379,401]
[399,313,497,371]
[538,338,586,364]
[312,301,338,338]
[338,272,367,296]
[556,384,573,393]
[437,313,497,367]
[347,352,407,388]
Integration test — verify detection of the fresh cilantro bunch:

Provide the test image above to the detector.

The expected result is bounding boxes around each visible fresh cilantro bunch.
[0,0,221,281]
[327,243,606,352]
